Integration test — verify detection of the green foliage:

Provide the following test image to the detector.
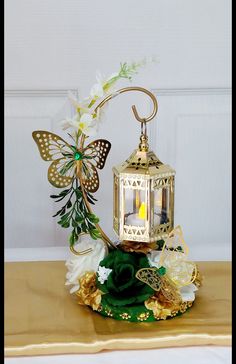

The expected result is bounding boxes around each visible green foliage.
[50,180,101,247]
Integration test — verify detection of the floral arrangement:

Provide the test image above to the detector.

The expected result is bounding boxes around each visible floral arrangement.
[66,227,202,322]
[33,60,202,322]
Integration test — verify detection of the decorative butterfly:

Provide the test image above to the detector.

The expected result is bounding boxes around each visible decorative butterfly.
[32,130,111,193]
[158,225,197,288]
[136,267,182,305]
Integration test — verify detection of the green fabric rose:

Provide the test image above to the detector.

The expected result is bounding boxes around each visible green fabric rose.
[96,250,154,306]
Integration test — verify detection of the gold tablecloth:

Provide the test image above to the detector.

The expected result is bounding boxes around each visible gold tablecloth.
[4,261,231,356]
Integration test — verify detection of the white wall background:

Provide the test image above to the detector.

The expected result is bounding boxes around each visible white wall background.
[4,0,232,260]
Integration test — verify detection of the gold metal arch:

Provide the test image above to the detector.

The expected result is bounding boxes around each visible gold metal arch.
[94,86,158,123]
[71,87,158,255]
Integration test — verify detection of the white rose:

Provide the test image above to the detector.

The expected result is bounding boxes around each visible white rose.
[180,283,198,302]
[147,250,161,267]
[65,235,108,294]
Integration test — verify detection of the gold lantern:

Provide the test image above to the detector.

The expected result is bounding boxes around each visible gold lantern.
[113,89,175,243]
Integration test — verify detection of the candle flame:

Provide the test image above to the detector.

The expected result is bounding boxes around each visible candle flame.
[138,202,146,219]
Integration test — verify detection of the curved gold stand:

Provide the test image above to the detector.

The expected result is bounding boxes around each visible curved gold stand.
[72,87,158,255]
[94,86,158,123]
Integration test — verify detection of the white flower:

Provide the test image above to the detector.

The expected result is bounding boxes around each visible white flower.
[97,266,112,284]
[67,90,80,109]
[60,116,78,130]
[79,113,98,136]
[90,82,104,99]
[60,112,98,136]
[147,250,161,268]
[180,283,198,302]
[65,235,108,294]
[90,71,120,99]
[67,91,90,113]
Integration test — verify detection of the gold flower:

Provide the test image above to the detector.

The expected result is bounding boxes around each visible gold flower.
[76,272,102,310]
[145,297,173,320]
[119,241,157,254]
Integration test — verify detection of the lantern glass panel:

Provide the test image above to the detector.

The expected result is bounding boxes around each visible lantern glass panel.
[153,186,170,227]
[124,188,147,227]
[114,175,119,219]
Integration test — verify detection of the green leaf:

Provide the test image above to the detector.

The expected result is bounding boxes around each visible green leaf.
[72,219,78,228]
[86,196,95,205]
[61,152,73,157]
[69,231,75,246]
[58,189,71,198]
[76,226,82,235]
[60,212,71,221]
[79,200,85,212]
[70,145,77,152]
[156,239,165,250]
[88,213,99,224]
[87,220,94,228]
[86,192,97,201]
[89,228,102,240]
[81,222,88,232]
[89,230,98,240]
[52,208,64,217]
[75,189,82,199]
[59,160,74,176]
[66,200,72,208]
[61,221,70,228]
[75,213,84,223]
[59,207,66,216]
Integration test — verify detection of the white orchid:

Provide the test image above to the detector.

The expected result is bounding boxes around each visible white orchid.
[90,71,121,99]
[60,112,98,136]
[60,61,149,136]
[78,113,97,136]
[89,71,105,99]
[60,116,78,131]
[65,234,108,294]
[90,82,104,99]
[67,91,90,112]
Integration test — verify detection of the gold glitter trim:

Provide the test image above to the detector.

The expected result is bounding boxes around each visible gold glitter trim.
[120,313,131,320]
[137,312,150,321]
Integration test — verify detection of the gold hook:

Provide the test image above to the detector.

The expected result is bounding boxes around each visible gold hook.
[94,86,158,123]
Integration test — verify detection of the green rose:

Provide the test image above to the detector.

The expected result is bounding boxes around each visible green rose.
[96,250,154,306]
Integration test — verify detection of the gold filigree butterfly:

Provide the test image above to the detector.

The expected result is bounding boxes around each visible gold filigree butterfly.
[32,130,111,192]
[136,267,182,305]
[159,225,197,288]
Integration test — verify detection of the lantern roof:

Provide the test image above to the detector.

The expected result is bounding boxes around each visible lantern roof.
[113,148,175,177]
